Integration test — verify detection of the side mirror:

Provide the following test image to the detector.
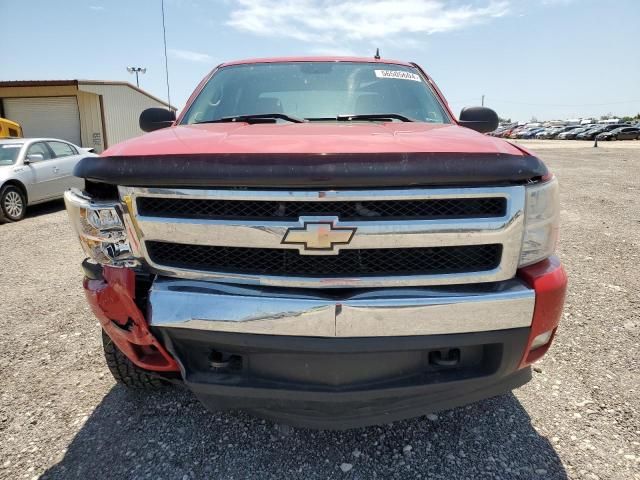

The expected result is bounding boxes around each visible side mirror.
[140,108,176,132]
[458,107,499,133]
[24,153,44,164]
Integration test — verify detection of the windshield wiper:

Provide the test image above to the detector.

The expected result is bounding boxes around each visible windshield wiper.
[195,113,304,124]
[336,114,414,122]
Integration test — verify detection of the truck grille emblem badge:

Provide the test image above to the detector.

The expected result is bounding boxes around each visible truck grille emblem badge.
[282,220,356,254]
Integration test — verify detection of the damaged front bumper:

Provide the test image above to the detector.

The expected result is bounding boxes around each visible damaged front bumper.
[85,258,566,429]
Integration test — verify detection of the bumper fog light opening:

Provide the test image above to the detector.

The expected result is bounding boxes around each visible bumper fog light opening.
[530,330,554,351]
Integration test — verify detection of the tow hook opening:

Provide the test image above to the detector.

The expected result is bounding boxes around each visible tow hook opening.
[209,350,243,372]
[429,348,461,367]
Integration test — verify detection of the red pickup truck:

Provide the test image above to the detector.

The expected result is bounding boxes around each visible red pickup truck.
[65,56,567,429]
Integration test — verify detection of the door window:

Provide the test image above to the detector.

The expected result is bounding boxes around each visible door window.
[48,141,76,157]
[26,142,53,160]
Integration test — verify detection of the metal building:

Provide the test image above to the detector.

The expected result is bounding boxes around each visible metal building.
[0,80,175,153]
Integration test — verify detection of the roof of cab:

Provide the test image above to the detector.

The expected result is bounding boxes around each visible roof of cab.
[219,56,415,68]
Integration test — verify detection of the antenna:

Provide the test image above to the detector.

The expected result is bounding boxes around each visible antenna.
[374,48,380,60]
[161,0,172,110]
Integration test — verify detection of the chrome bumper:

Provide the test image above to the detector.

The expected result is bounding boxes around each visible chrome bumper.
[149,278,535,337]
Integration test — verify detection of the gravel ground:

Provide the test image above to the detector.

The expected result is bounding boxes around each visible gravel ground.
[0,142,638,479]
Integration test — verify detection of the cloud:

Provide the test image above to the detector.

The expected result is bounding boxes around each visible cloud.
[226,0,510,44]
[168,48,213,63]
[89,5,105,11]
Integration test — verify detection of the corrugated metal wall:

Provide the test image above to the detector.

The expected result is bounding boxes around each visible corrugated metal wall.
[77,91,105,152]
[79,83,170,147]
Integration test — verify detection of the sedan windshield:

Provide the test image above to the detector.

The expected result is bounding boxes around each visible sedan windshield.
[0,143,23,165]
[181,62,451,125]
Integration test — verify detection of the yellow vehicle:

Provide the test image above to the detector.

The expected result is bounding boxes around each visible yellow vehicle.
[0,118,23,138]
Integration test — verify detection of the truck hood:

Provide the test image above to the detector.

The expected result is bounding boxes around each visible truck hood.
[104,122,524,156]
[77,122,547,188]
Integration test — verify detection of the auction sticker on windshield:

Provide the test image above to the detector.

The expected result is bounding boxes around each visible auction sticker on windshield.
[374,70,422,82]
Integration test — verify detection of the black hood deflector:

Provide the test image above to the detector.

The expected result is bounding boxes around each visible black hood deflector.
[74,152,547,188]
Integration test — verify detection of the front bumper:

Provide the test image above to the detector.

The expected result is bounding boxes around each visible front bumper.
[85,258,567,428]
[147,279,535,337]
[157,327,532,429]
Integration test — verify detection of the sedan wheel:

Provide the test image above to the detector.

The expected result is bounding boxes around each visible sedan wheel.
[0,186,26,222]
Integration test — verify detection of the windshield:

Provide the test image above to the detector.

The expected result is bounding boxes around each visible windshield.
[0,143,23,165]
[181,62,451,124]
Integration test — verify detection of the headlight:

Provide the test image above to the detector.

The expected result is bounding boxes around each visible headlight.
[64,189,137,266]
[519,177,560,267]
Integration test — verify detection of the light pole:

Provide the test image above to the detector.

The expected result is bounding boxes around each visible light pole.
[127,66,146,87]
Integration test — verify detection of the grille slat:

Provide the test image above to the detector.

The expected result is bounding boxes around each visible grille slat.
[146,242,502,277]
[137,197,506,221]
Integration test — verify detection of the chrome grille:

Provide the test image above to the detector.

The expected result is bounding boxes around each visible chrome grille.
[120,186,526,288]
[136,197,507,221]
[146,242,503,277]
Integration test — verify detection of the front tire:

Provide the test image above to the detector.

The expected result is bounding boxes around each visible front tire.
[102,330,168,389]
[0,185,26,222]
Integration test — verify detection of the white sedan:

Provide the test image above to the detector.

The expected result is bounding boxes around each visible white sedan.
[0,138,96,222]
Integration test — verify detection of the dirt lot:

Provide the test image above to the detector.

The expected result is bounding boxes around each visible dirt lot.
[0,141,639,479]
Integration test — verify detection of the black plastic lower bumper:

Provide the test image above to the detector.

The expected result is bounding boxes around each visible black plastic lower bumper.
[155,327,531,429]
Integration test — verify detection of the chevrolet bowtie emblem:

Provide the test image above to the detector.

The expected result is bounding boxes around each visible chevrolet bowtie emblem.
[282,220,356,254]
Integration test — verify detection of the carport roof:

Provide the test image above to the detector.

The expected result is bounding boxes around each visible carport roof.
[0,80,175,110]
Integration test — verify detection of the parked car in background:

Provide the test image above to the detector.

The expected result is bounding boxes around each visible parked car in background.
[0,138,95,222]
[535,127,561,139]
[0,118,23,138]
[576,126,607,140]
[504,127,523,138]
[555,125,584,137]
[577,124,627,140]
[492,121,639,140]
[535,125,580,139]
[495,125,520,138]
[518,127,546,139]
[557,126,592,140]
[516,127,540,138]
[488,124,514,137]
[596,126,640,141]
